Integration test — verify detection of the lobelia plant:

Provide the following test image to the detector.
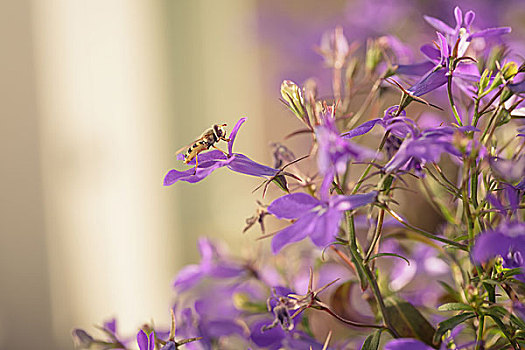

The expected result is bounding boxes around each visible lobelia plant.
[74,5,525,350]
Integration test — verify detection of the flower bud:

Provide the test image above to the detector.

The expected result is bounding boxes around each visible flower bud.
[503,61,518,80]
[281,80,306,121]
[478,69,491,96]
[365,38,383,74]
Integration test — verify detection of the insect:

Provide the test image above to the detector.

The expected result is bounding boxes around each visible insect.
[178,123,230,173]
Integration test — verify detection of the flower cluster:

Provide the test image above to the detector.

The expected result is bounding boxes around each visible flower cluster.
[75,4,525,350]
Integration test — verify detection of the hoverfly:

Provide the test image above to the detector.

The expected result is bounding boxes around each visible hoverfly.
[177,124,230,173]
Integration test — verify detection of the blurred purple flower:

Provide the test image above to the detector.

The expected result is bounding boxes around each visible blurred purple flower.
[316,106,376,198]
[137,330,154,350]
[268,191,377,253]
[160,341,177,350]
[164,118,279,185]
[489,156,525,187]
[472,221,525,282]
[384,125,474,176]
[385,338,434,350]
[173,238,245,291]
[317,26,350,69]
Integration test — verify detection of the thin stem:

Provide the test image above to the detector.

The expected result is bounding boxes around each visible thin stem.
[365,208,385,263]
[447,75,463,126]
[475,315,485,350]
[320,304,386,330]
[385,207,468,250]
[346,77,382,129]
[352,132,390,194]
[343,211,399,337]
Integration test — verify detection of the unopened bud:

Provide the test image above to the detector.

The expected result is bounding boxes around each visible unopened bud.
[502,61,518,80]
[365,38,383,74]
[281,80,305,120]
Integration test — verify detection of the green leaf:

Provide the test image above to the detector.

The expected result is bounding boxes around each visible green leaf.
[438,281,461,301]
[503,268,524,278]
[361,329,384,350]
[485,305,525,329]
[271,175,289,193]
[367,252,410,266]
[433,312,476,345]
[384,296,436,347]
[487,313,520,350]
[437,303,474,312]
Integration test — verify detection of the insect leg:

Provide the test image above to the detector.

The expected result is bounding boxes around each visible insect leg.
[212,145,228,156]
[193,154,199,175]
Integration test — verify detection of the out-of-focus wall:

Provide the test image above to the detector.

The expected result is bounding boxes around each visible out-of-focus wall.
[1,0,270,348]
[31,1,180,348]
[0,1,58,348]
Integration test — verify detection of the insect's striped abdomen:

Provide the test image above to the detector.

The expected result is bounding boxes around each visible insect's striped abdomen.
[184,140,209,163]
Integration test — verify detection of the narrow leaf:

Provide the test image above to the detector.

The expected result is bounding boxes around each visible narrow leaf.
[361,329,384,350]
[433,312,476,345]
[438,303,474,312]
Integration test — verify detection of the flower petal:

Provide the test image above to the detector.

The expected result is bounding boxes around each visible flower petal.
[384,338,433,350]
[309,209,342,248]
[408,68,448,97]
[271,212,317,254]
[172,265,203,291]
[227,154,279,177]
[468,26,511,40]
[137,330,149,350]
[396,61,435,76]
[464,10,475,27]
[268,193,320,219]
[228,117,247,155]
[472,231,514,263]
[454,6,463,29]
[183,150,227,165]
[423,15,454,35]
[163,159,227,185]
[420,44,440,62]
[341,119,381,139]
[331,191,378,211]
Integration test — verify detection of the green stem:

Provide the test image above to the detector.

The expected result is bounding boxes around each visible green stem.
[447,75,463,126]
[352,132,390,194]
[365,209,385,263]
[475,315,485,350]
[385,207,468,250]
[343,211,398,337]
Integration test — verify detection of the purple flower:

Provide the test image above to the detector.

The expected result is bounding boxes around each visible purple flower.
[383,126,470,176]
[342,105,417,140]
[489,156,525,186]
[268,191,377,253]
[424,6,511,55]
[385,338,434,350]
[164,118,279,185]
[173,238,245,291]
[397,7,511,97]
[316,106,376,198]
[137,330,154,350]
[472,221,525,282]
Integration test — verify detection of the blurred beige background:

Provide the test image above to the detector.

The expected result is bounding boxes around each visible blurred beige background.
[0,0,296,348]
